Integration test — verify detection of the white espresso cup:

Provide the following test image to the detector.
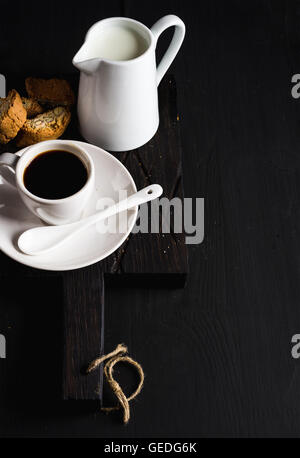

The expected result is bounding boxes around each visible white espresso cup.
[0,140,95,225]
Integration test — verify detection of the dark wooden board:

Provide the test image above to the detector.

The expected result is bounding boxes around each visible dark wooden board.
[62,267,104,401]
[0,75,188,402]
[103,76,188,287]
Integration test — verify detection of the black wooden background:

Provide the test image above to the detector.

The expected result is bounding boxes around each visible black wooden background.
[1,0,300,438]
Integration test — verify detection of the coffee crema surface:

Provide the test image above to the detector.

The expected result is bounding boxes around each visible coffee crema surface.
[23,150,88,200]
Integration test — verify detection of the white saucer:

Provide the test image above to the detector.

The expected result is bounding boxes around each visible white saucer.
[0,141,138,271]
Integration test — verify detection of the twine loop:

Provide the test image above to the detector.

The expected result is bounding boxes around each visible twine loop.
[87,344,144,424]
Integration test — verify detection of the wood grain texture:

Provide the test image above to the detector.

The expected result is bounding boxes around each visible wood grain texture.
[1,0,300,438]
[62,267,104,401]
[102,76,188,286]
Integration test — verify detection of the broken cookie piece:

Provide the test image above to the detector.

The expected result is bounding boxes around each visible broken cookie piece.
[22,97,44,118]
[25,77,75,107]
[16,106,71,147]
[0,90,27,144]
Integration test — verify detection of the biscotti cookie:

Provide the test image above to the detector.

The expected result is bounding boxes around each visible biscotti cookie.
[16,106,71,147]
[22,97,43,118]
[0,90,27,144]
[25,77,75,107]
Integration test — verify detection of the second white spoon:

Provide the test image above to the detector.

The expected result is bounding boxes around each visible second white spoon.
[18,184,163,256]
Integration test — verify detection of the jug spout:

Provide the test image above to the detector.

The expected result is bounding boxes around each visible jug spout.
[73,44,102,75]
[73,57,102,75]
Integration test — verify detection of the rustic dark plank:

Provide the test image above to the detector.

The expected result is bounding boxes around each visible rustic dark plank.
[103,76,188,286]
[62,266,105,401]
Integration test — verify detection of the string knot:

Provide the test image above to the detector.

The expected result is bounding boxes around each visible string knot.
[87,344,144,424]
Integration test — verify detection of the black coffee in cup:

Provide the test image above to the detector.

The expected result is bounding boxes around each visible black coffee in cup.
[23,150,88,200]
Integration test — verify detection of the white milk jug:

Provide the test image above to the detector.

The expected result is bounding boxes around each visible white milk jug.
[73,15,185,152]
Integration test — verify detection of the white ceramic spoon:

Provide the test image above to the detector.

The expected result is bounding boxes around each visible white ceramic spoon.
[18,184,163,256]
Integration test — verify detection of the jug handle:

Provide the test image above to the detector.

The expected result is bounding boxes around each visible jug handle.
[151,15,186,86]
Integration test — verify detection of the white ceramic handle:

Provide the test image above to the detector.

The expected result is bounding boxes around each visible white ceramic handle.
[0,152,19,169]
[0,152,19,187]
[151,15,186,86]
